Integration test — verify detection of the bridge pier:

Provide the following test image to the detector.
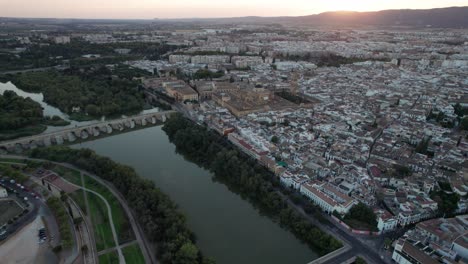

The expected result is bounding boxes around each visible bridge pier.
[0,110,176,152]
[92,127,100,137]
[105,125,113,134]
[80,130,89,139]
[43,137,52,147]
[55,135,64,145]
[67,132,76,142]
[112,123,123,131]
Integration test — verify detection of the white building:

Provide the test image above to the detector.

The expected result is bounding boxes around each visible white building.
[191,55,230,64]
[169,54,192,63]
[452,234,468,260]
[54,36,71,44]
[300,182,336,213]
[300,181,356,215]
[231,56,264,68]
[376,210,398,232]
[0,186,7,198]
[392,240,439,264]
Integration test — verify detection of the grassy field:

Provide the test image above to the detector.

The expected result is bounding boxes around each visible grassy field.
[83,175,135,244]
[123,244,145,264]
[0,200,23,225]
[69,190,87,216]
[87,192,116,251]
[98,250,120,264]
[0,158,138,253]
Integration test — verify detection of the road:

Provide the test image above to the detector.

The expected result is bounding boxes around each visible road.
[278,192,389,264]
[1,155,156,264]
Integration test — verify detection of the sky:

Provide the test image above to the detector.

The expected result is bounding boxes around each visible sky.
[1,0,468,19]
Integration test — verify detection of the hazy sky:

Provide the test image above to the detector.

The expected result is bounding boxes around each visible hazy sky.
[1,0,468,19]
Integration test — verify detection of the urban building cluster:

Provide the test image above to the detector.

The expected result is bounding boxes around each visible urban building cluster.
[3,23,467,263]
[135,26,468,262]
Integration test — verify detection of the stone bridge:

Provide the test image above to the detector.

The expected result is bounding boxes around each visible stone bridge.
[0,110,177,153]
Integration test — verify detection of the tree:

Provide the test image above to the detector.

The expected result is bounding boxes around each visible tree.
[174,242,199,264]
[415,137,430,155]
[461,117,468,131]
[271,136,279,144]
[85,104,99,116]
[393,164,411,178]
[344,203,378,231]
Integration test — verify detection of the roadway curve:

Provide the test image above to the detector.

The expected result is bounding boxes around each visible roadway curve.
[1,155,156,264]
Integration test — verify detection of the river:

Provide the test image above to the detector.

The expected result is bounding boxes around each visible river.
[72,126,319,264]
[2,81,319,263]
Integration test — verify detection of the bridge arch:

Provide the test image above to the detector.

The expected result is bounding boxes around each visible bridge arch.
[15,143,24,152]
[0,146,8,154]
[92,126,101,137]
[79,128,90,139]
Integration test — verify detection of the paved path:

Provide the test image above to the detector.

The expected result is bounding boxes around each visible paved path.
[98,240,137,256]
[2,155,156,264]
[59,176,126,264]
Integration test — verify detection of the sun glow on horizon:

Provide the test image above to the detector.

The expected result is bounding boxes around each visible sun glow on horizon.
[319,0,391,12]
[0,0,467,19]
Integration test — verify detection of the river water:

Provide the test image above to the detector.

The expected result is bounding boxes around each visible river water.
[72,126,318,264]
[2,81,319,263]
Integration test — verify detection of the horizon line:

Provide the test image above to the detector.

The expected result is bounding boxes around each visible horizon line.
[0,5,466,21]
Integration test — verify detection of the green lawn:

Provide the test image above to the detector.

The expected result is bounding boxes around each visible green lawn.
[87,192,116,251]
[98,250,119,264]
[83,175,135,244]
[69,190,87,216]
[123,244,145,264]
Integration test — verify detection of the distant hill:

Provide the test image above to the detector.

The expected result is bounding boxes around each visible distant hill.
[1,6,467,28]
[167,6,468,28]
[289,7,468,28]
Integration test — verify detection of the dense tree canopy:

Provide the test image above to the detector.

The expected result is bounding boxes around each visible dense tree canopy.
[431,182,460,217]
[7,69,145,118]
[461,117,468,131]
[0,40,179,71]
[344,203,378,231]
[0,90,43,131]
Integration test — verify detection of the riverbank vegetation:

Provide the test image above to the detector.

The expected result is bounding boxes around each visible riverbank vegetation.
[162,114,342,256]
[6,68,145,119]
[0,90,46,140]
[0,91,71,140]
[0,90,43,130]
[29,146,214,264]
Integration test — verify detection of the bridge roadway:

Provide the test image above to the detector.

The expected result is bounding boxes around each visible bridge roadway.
[0,110,176,152]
